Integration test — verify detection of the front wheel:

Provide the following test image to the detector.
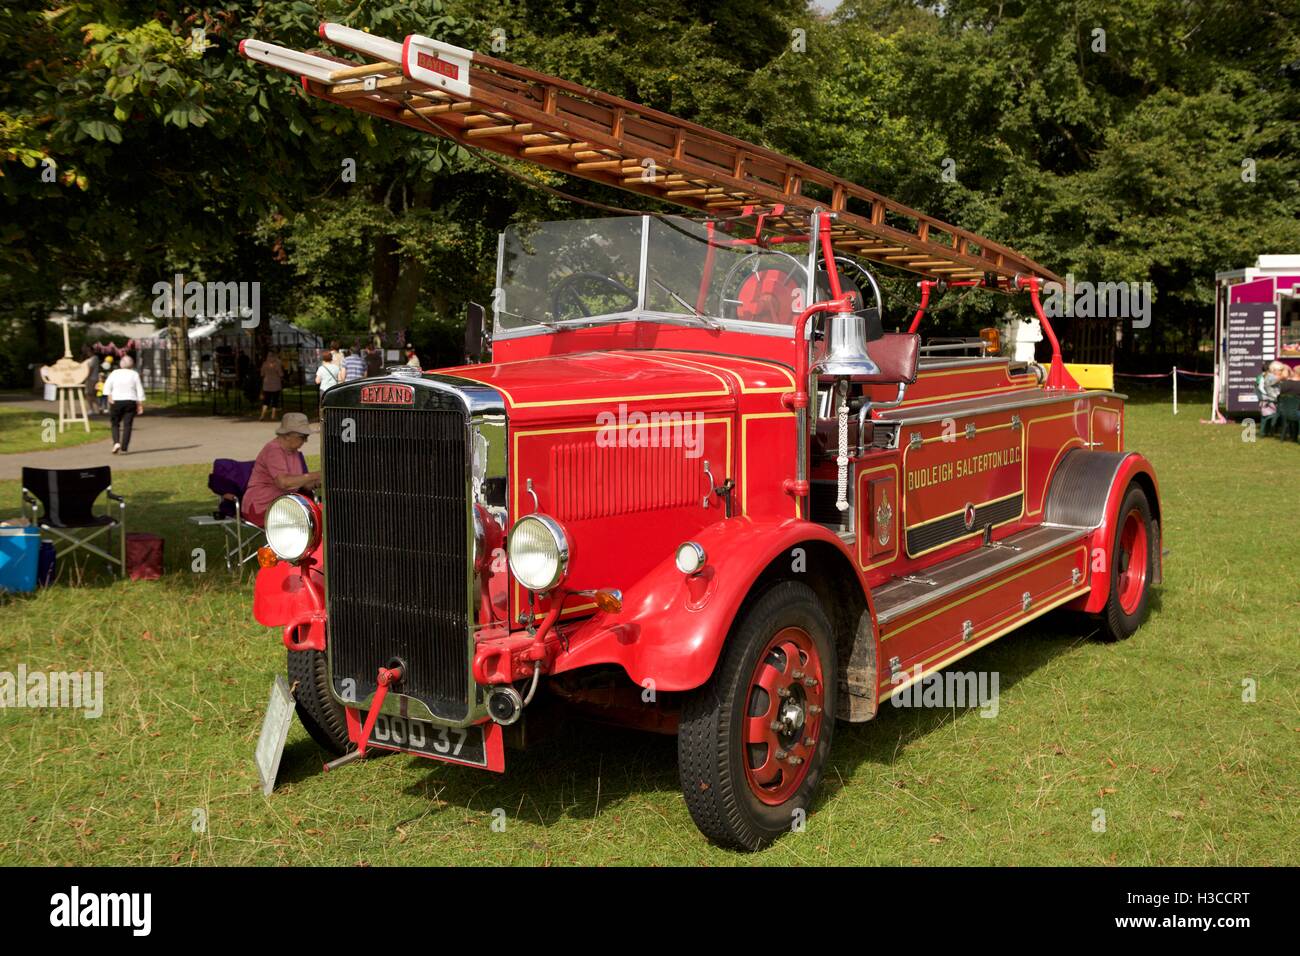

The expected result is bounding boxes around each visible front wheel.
[678,581,837,851]
[287,648,351,755]
[1097,484,1155,641]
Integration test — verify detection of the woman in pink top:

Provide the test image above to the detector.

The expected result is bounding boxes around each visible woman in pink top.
[244,412,322,527]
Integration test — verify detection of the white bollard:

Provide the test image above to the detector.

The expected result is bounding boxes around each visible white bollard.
[1172,365,1178,416]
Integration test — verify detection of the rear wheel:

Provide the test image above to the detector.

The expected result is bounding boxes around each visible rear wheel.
[286,648,350,755]
[678,581,836,851]
[1098,484,1154,641]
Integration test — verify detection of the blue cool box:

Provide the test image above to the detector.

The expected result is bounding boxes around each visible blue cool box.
[0,527,40,593]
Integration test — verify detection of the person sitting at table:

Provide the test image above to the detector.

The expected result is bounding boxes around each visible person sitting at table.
[243,412,322,527]
[1258,362,1283,416]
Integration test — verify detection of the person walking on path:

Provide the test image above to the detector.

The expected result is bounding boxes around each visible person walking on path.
[315,350,343,398]
[342,345,366,383]
[259,351,284,421]
[363,343,383,377]
[104,354,145,454]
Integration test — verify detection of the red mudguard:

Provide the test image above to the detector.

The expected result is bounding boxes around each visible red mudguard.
[252,552,327,652]
[552,517,875,691]
[1069,453,1162,615]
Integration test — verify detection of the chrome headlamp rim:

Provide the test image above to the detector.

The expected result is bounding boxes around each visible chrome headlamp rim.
[675,540,707,575]
[506,513,570,593]
[265,493,320,563]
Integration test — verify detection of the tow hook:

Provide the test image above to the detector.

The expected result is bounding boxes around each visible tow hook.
[323,663,403,772]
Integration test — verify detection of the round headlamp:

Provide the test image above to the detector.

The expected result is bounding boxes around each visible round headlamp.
[506,514,569,592]
[675,541,706,575]
[265,494,319,563]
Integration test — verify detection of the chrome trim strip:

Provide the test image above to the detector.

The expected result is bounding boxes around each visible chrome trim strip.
[915,356,1018,370]
[638,214,650,312]
[320,372,506,728]
[490,309,798,341]
[875,389,1126,427]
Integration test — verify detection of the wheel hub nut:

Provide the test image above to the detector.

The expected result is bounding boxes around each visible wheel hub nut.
[780,701,805,732]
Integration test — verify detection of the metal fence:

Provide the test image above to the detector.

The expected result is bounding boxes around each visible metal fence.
[134,327,390,415]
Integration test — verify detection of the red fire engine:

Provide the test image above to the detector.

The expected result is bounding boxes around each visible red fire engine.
[241,25,1162,850]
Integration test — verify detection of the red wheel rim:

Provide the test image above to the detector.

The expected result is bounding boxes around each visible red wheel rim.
[1115,508,1149,615]
[741,627,825,806]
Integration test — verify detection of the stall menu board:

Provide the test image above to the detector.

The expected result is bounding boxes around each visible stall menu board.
[1225,302,1277,415]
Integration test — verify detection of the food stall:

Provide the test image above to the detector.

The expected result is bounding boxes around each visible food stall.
[1213,255,1300,417]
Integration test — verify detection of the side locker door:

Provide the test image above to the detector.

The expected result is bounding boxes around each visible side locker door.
[856,455,901,577]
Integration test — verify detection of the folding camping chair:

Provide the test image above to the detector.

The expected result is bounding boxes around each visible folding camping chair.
[21,466,127,578]
[187,458,266,572]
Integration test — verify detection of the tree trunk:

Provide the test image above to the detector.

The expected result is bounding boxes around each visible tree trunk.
[367,178,435,344]
[170,313,191,395]
[368,230,399,340]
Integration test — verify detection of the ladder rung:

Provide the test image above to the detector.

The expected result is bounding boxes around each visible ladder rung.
[465,123,535,138]
[328,60,401,82]
[522,140,591,156]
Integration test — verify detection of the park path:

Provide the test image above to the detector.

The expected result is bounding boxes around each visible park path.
[0,397,295,480]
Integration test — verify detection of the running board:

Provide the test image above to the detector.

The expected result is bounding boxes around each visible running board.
[872,524,1090,628]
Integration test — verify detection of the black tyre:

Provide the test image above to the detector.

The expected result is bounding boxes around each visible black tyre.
[678,581,837,851]
[1097,484,1155,642]
[286,648,350,755]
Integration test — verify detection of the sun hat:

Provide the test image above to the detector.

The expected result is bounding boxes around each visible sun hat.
[275,412,316,436]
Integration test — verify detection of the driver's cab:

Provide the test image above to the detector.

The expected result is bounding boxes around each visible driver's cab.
[493,214,883,341]
[491,212,920,533]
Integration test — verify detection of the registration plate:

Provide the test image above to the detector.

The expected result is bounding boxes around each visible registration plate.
[362,712,488,768]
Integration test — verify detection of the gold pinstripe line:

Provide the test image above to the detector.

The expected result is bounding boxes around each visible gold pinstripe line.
[856,463,900,570]
[740,411,799,518]
[876,580,1091,702]
[880,545,1088,642]
[510,416,734,614]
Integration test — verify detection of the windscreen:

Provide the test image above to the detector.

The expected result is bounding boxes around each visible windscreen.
[494,214,814,333]
[646,217,811,326]
[496,217,644,330]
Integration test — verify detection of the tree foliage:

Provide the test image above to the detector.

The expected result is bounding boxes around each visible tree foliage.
[1,0,1295,380]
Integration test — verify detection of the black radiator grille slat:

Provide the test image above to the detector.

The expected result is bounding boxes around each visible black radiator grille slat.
[322,405,469,721]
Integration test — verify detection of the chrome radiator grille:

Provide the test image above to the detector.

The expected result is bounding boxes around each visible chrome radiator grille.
[322,405,470,722]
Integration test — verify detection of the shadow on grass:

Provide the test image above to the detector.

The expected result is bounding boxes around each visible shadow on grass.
[336,602,1150,836]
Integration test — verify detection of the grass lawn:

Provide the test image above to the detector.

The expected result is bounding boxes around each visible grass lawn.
[0,391,1295,865]
[0,403,112,455]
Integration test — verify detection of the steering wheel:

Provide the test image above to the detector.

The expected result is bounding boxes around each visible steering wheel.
[550,272,638,322]
[715,250,809,322]
[816,255,883,320]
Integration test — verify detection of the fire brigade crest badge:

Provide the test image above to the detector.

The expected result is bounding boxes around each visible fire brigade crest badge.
[876,495,893,546]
